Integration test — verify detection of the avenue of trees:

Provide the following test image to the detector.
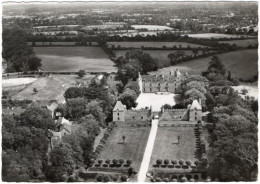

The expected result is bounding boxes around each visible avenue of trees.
[3,25,42,72]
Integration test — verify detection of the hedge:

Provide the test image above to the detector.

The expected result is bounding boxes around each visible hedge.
[156,159,163,165]
[126,159,132,165]
[164,159,169,165]
[96,175,103,182]
[119,159,124,165]
[105,159,110,164]
[103,175,110,182]
[171,160,177,165]
[121,175,127,182]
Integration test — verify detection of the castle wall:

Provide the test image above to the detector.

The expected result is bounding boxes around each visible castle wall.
[142,81,182,93]
[160,109,189,121]
[125,109,151,121]
[189,109,202,122]
[113,110,125,122]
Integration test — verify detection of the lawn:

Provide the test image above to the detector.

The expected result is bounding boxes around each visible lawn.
[11,75,81,102]
[35,47,116,72]
[218,39,258,47]
[98,126,150,171]
[149,127,197,169]
[150,49,258,80]
[134,93,180,111]
[108,42,208,48]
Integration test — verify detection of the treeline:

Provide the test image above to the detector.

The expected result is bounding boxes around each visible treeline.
[180,56,258,181]
[3,25,42,73]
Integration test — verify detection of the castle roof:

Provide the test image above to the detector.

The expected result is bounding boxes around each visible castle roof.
[190,100,202,110]
[113,101,125,111]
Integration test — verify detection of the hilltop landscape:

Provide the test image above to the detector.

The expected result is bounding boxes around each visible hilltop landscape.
[1,1,258,182]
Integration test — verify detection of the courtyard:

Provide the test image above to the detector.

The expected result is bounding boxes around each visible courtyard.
[134,93,182,111]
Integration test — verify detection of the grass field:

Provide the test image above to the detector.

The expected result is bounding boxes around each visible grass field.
[108,42,208,48]
[151,49,258,80]
[149,127,197,169]
[98,126,150,170]
[2,77,38,87]
[218,39,258,47]
[233,82,258,99]
[35,47,116,72]
[131,25,173,31]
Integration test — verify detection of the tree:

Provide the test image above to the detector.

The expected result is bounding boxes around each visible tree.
[33,88,38,94]
[78,70,86,78]
[118,88,138,109]
[192,48,199,57]
[241,88,248,95]
[28,56,42,71]
[66,98,87,119]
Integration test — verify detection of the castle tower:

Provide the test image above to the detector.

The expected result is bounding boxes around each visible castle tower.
[188,99,202,122]
[113,101,126,122]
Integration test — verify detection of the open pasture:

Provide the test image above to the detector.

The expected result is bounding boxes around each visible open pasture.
[218,39,258,47]
[108,42,208,48]
[151,49,258,80]
[98,126,150,170]
[149,127,197,169]
[35,47,116,72]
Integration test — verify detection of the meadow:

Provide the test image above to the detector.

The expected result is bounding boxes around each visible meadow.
[35,47,116,72]
[131,25,173,31]
[98,126,150,171]
[2,77,38,87]
[108,42,208,48]
[218,39,258,47]
[184,33,256,39]
[151,49,258,80]
[149,127,197,169]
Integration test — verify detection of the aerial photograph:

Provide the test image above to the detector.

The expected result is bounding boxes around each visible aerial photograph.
[1,0,258,182]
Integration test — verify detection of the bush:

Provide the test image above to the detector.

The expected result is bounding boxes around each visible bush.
[95,164,101,167]
[105,159,110,164]
[103,175,110,182]
[68,175,75,182]
[172,179,177,182]
[155,177,162,182]
[194,160,199,166]
[179,160,184,165]
[163,178,169,182]
[167,165,174,168]
[185,160,191,166]
[119,159,124,165]
[102,164,108,167]
[90,158,95,164]
[98,160,103,164]
[121,175,127,182]
[189,179,195,182]
[112,159,118,165]
[123,164,130,167]
[180,177,188,182]
[156,159,163,165]
[112,176,118,182]
[164,159,169,165]
[126,159,132,165]
[171,160,177,165]
[96,175,103,182]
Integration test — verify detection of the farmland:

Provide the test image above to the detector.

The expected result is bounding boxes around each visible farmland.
[218,39,258,47]
[2,77,38,87]
[108,42,208,48]
[149,127,197,169]
[98,126,150,171]
[35,47,116,72]
[131,25,173,31]
[151,49,258,80]
[184,33,256,39]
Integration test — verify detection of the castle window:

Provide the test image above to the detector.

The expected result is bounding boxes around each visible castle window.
[118,113,119,116]
[195,117,197,120]
[118,117,120,121]
[133,116,135,119]
[180,116,182,119]
[195,112,197,115]
[150,88,152,92]
[141,116,143,119]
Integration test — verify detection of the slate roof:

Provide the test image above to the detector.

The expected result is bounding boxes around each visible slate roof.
[190,99,202,110]
[113,101,125,111]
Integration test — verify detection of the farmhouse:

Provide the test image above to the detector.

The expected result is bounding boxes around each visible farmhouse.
[138,69,188,93]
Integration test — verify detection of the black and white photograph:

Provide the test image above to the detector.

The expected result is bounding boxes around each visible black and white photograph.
[1,0,258,182]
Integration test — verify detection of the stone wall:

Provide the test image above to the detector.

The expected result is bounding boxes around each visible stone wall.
[160,109,189,121]
[189,109,202,122]
[113,109,125,122]
[125,109,151,121]
[142,81,182,93]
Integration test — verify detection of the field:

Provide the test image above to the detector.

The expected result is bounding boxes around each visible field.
[35,47,116,72]
[135,93,178,111]
[149,127,197,169]
[151,49,258,80]
[98,126,150,170]
[115,50,194,68]
[108,42,208,48]
[2,77,38,87]
[131,25,173,31]
[184,33,256,39]
[218,39,258,47]
[232,82,258,99]
[11,75,80,102]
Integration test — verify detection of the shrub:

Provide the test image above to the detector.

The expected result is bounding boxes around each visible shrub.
[180,177,188,182]
[126,159,132,165]
[156,159,163,165]
[179,160,184,165]
[105,159,110,164]
[175,165,181,169]
[172,179,177,182]
[112,159,118,165]
[155,177,162,182]
[119,159,124,165]
[112,176,118,182]
[189,179,195,182]
[201,156,208,166]
[163,178,169,182]
[95,150,100,154]
[201,173,208,180]
[102,164,108,167]
[185,160,191,166]
[68,175,75,182]
[96,175,103,182]
[123,164,130,167]
[194,175,199,180]
[98,160,103,164]
[164,159,169,165]
[168,165,174,168]
[95,164,101,167]
[161,165,166,168]
[90,158,95,164]
[121,175,127,182]
[194,160,199,166]
[171,160,177,165]
[103,175,110,182]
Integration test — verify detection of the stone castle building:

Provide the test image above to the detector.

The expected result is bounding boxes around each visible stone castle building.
[113,99,202,123]
[138,69,188,93]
